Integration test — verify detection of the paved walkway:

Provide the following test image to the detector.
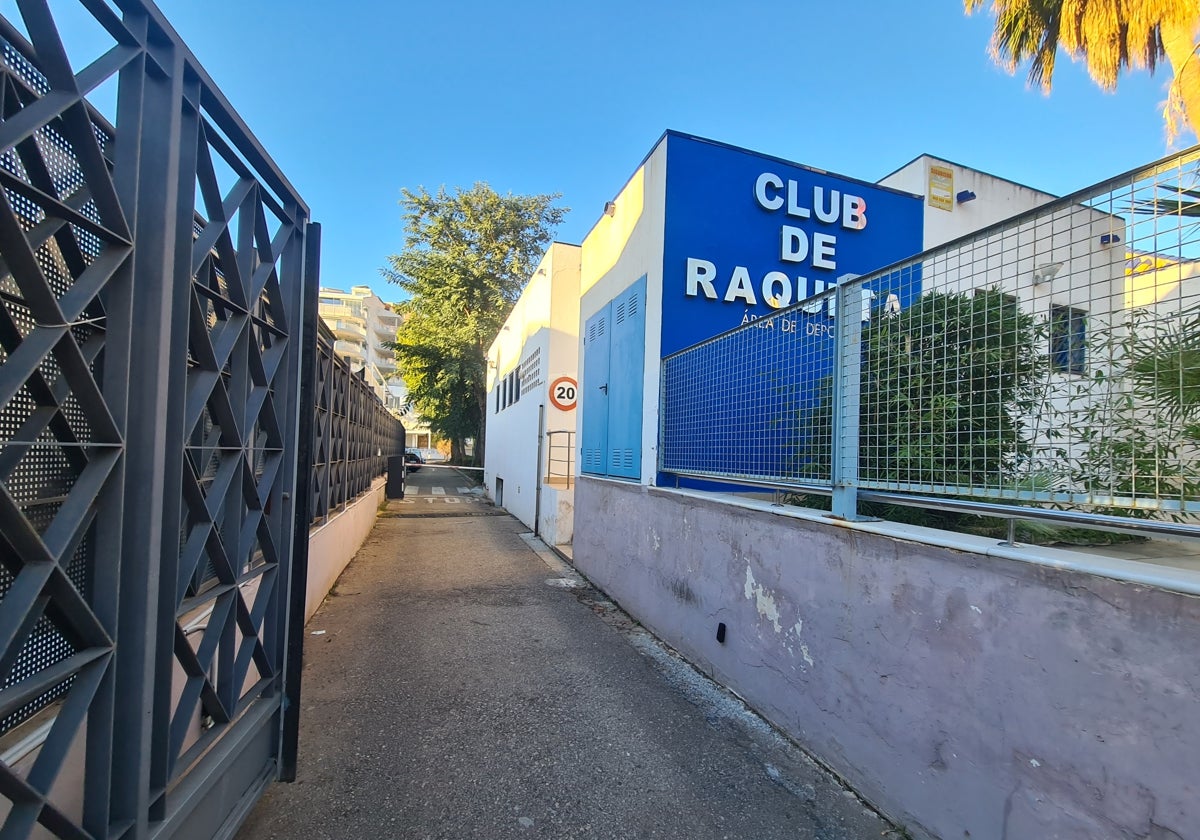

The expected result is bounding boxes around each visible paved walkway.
[237,492,897,840]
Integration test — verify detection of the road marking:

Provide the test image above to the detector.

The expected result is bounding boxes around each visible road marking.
[393,496,482,507]
[456,487,470,493]
[431,486,445,496]
[408,486,420,495]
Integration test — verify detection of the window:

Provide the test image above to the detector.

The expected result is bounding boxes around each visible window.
[1050,305,1086,374]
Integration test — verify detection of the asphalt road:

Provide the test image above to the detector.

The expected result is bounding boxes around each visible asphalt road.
[236,494,899,840]
[392,463,494,517]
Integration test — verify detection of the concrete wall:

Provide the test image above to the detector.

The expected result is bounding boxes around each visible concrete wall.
[484,328,548,528]
[578,142,669,485]
[878,155,1059,251]
[305,476,387,622]
[484,243,582,532]
[573,476,1200,840]
[537,485,574,546]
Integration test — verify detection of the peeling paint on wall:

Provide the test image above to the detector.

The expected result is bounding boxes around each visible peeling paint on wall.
[744,565,783,633]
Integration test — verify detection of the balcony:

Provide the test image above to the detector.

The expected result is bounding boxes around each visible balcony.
[333,340,365,362]
[330,319,366,341]
[374,321,399,342]
[319,304,364,322]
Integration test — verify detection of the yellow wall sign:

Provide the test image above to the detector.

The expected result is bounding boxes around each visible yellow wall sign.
[928,165,954,212]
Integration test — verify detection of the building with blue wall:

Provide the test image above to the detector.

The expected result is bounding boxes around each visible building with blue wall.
[484,131,1067,524]
[578,131,925,486]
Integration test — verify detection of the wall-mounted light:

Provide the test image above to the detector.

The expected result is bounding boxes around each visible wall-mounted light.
[1033,262,1064,284]
[956,190,977,203]
[603,201,616,217]
[1100,233,1121,246]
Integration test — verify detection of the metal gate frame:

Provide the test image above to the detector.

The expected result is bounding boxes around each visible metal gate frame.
[0,1,316,837]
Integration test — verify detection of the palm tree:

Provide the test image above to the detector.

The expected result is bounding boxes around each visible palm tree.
[965,0,1200,138]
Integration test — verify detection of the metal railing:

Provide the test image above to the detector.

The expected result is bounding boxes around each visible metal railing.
[331,318,366,339]
[545,430,575,489]
[661,145,1200,535]
[317,303,362,321]
[310,320,405,524]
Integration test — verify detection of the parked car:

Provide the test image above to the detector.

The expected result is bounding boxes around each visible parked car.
[404,450,424,472]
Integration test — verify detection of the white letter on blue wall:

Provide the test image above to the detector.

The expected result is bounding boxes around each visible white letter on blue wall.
[843,194,867,230]
[813,233,837,270]
[762,272,793,308]
[724,266,758,304]
[780,226,809,263]
[755,173,784,211]
[686,258,718,298]
[786,181,811,218]
[814,187,841,224]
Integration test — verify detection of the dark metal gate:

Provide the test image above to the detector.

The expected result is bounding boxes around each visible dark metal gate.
[0,1,319,837]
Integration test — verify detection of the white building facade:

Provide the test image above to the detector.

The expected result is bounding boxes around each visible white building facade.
[317,285,402,396]
[317,285,435,450]
[483,243,581,545]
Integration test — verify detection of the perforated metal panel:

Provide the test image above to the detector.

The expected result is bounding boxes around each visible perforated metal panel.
[0,2,374,838]
[309,320,404,525]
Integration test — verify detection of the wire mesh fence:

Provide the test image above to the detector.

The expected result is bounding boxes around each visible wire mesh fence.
[661,145,1200,531]
[660,287,841,486]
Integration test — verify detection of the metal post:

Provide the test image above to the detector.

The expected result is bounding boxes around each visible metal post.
[280,223,320,781]
[108,21,186,837]
[831,281,864,521]
[534,404,545,538]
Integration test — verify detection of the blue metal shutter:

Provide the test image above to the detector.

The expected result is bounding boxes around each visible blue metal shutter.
[580,305,610,475]
[605,277,646,479]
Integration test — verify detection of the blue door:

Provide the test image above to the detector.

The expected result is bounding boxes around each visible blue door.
[581,278,646,480]
[606,277,646,478]
[580,305,610,476]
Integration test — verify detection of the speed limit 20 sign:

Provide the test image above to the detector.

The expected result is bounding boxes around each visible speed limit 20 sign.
[549,376,577,411]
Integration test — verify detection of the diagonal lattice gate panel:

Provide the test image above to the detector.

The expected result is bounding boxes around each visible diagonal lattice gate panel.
[0,2,130,836]
[0,1,339,838]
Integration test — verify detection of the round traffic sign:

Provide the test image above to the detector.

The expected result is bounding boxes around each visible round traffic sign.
[549,376,578,411]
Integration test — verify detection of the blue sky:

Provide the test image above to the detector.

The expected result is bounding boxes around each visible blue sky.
[61,1,1199,300]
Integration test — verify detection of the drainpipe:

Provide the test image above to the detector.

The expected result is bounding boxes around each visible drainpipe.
[534,404,545,538]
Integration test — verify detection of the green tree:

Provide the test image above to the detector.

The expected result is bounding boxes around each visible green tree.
[383,183,566,463]
[1068,301,1200,518]
[965,0,1200,138]
[859,288,1043,489]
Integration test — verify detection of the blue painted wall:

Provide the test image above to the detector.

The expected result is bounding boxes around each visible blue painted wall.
[660,132,924,358]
